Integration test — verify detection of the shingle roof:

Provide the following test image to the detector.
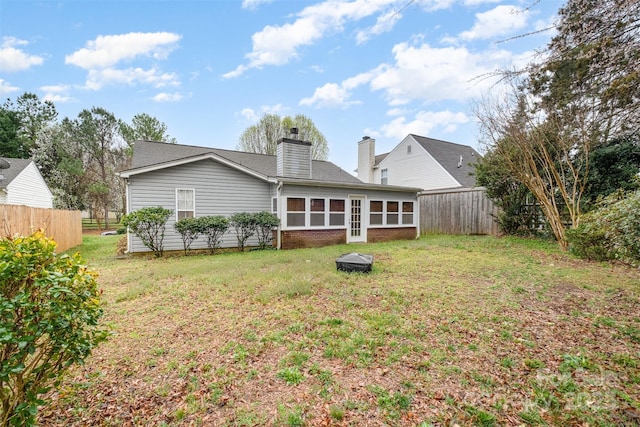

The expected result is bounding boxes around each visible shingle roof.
[0,158,32,189]
[409,134,480,188]
[127,140,364,185]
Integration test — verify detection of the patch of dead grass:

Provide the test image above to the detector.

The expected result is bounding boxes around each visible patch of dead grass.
[40,235,640,426]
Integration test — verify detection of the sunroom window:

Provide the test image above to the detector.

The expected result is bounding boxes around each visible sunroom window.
[329,199,345,226]
[287,197,305,227]
[387,201,399,225]
[310,198,325,226]
[402,201,414,224]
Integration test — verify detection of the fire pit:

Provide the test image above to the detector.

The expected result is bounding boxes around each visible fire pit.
[336,253,373,273]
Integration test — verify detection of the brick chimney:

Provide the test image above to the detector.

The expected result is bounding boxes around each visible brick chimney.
[277,129,312,179]
[357,136,375,183]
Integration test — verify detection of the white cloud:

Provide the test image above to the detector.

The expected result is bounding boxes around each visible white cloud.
[356,9,402,45]
[65,32,181,69]
[369,41,512,104]
[224,0,402,78]
[300,82,361,108]
[237,104,287,122]
[0,78,20,96]
[152,92,184,102]
[239,108,259,122]
[380,110,469,139]
[0,37,44,72]
[40,84,75,103]
[85,67,180,90]
[463,0,501,6]
[65,32,182,91]
[299,68,381,108]
[459,5,530,41]
[386,108,407,116]
[242,0,273,10]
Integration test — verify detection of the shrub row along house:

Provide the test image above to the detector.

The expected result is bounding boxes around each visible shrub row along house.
[119,137,422,254]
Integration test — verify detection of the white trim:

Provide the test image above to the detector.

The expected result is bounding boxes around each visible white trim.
[119,153,277,184]
[367,198,416,228]
[175,188,195,220]
[348,195,367,243]
[281,196,347,230]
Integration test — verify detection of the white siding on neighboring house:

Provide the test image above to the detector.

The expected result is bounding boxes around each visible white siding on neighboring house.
[376,136,460,190]
[126,158,273,253]
[4,162,53,208]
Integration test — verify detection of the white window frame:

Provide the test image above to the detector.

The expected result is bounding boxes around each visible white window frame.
[176,188,195,220]
[381,169,388,185]
[402,201,415,225]
[368,199,415,228]
[286,197,306,228]
[283,196,347,229]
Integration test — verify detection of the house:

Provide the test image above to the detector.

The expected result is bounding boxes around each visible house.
[0,157,53,208]
[357,134,481,191]
[119,138,421,253]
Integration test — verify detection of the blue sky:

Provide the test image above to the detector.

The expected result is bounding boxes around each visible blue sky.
[0,0,563,174]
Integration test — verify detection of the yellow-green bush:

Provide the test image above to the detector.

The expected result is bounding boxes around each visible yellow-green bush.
[0,231,108,426]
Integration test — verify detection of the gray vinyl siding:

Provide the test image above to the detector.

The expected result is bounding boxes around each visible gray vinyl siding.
[277,141,312,179]
[127,158,273,253]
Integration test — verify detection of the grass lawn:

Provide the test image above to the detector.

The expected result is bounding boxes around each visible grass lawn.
[39,235,640,426]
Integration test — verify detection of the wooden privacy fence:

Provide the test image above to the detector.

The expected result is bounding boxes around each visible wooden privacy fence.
[0,204,82,252]
[419,187,498,235]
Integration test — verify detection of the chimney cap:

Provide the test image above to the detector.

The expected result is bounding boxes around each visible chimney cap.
[362,136,370,140]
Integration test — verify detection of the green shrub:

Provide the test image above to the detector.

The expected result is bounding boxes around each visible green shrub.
[174,217,201,255]
[122,206,172,257]
[230,212,257,252]
[0,231,109,426]
[197,216,229,254]
[568,190,640,266]
[254,211,279,249]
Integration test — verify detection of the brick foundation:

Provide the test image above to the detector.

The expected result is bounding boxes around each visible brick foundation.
[366,227,417,243]
[280,229,346,249]
[279,227,417,249]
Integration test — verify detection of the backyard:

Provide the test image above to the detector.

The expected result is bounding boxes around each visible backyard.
[38,235,640,426]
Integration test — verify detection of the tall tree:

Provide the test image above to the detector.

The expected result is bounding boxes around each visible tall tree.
[238,113,329,160]
[32,120,89,210]
[0,106,28,158]
[119,113,177,148]
[8,93,57,154]
[475,0,639,249]
[72,107,123,229]
[530,0,640,146]
[476,81,591,249]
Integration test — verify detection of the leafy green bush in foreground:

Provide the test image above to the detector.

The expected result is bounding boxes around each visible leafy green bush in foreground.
[567,190,640,267]
[0,231,109,426]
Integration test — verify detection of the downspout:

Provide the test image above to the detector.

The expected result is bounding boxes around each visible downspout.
[124,178,131,254]
[276,181,283,249]
[415,192,421,239]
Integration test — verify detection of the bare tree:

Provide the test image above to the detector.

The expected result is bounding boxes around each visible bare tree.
[476,79,592,249]
[238,113,329,160]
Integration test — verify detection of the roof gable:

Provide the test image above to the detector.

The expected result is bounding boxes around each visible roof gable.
[410,134,480,188]
[0,158,33,189]
[123,140,363,185]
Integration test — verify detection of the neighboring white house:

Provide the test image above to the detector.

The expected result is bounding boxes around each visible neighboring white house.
[357,134,481,191]
[0,158,53,208]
